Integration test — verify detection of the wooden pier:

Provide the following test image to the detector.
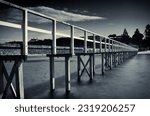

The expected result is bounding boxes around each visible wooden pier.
[0,0,138,99]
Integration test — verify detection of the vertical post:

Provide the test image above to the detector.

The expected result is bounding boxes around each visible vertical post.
[114,53,117,67]
[105,38,107,52]
[52,20,56,54]
[15,61,24,99]
[93,34,96,75]
[71,25,74,55]
[65,56,71,93]
[0,61,4,94]
[77,55,81,82]
[101,53,104,75]
[50,57,55,93]
[99,37,102,53]
[90,55,93,81]
[84,31,87,53]
[112,40,114,52]
[93,54,95,76]
[22,10,28,56]
[109,39,111,52]
[93,34,96,53]
[110,53,112,70]
[109,39,112,69]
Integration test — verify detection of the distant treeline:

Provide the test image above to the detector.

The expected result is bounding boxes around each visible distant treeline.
[4,24,150,51]
[108,24,150,51]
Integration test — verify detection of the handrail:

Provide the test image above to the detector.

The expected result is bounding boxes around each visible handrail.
[0,0,138,56]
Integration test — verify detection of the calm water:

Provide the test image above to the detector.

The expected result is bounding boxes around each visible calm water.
[4,54,150,99]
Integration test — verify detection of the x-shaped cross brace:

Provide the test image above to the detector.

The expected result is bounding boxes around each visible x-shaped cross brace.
[0,60,24,99]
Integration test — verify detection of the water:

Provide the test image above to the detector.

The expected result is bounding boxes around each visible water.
[4,54,150,99]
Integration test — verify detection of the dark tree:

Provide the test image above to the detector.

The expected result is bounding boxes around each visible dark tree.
[108,34,117,38]
[144,24,150,49]
[123,28,129,36]
[121,28,131,44]
[132,28,144,49]
[145,24,150,39]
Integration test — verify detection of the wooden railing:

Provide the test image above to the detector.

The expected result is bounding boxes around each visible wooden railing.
[0,0,138,56]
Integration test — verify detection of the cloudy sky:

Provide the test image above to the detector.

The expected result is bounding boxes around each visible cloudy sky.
[0,0,150,43]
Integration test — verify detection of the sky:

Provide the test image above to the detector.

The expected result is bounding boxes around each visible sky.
[0,0,150,43]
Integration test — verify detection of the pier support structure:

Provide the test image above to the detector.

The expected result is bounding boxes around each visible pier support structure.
[47,54,72,94]
[101,51,137,75]
[76,53,94,82]
[0,56,25,99]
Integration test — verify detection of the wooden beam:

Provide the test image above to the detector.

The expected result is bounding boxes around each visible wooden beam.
[2,61,18,98]
[50,57,55,93]
[77,55,81,82]
[15,61,24,99]
[110,53,112,70]
[2,63,17,98]
[99,37,102,53]
[52,20,56,54]
[93,34,96,53]
[65,56,71,93]
[90,55,93,80]
[79,56,91,78]
[84,31,87,53]
[93,54,95,76]
[22,10,28,56]
[101,53,104,75]
[0,61,4,94]
[0,21,21,29]
[70,25,74,55]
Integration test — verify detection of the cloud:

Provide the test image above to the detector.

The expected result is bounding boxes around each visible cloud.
[29,6,106,22]
[3,6,106,23]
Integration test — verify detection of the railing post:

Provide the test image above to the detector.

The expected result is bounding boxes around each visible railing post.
[52,20,56,54]
[84,31,87,53]
[100,37,102,53]
[93,34,96,53]
[71,25,74,55]
[93,34,95,75]
[109,39,111,52]
[105,38,107,52]
[22,10,28,56]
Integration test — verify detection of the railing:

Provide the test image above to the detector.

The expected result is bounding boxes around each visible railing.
[0,0,138,56]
